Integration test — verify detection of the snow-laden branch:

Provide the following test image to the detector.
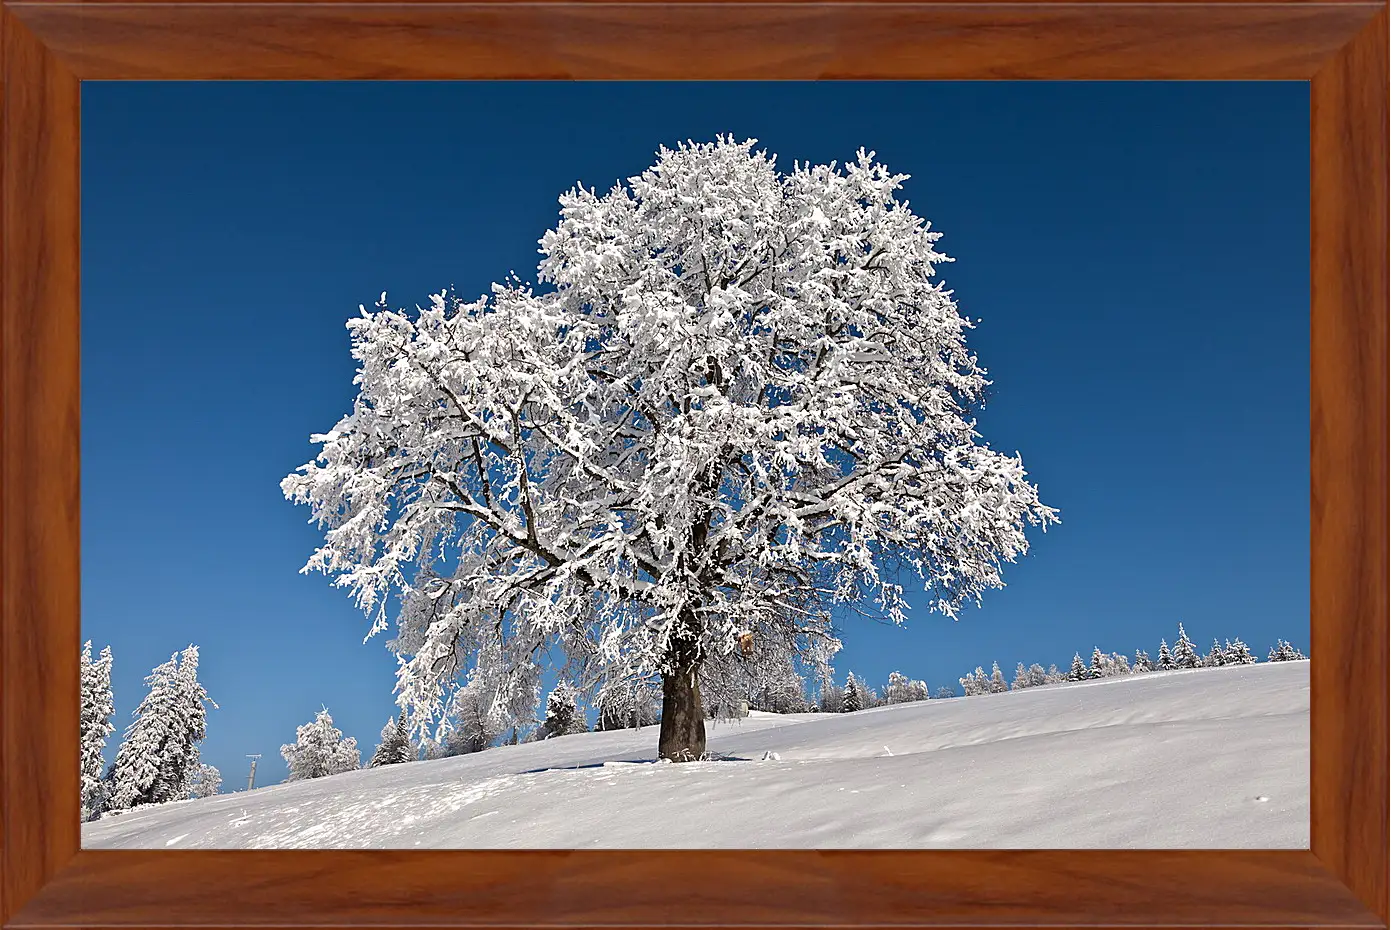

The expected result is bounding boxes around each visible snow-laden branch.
[282,137,1059,738]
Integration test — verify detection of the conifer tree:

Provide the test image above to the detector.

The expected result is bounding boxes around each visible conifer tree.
[1088,647,1108,679]
[819,682,846,713]
[935,686,955,699]
[281,708,360,780]
[1011,662,1031,691]
[1268,639,1307,662]
[108,646,213,812]
[959,666,988,696]
[1045,664,1065,684]
[370,715,414,767]
[1171,624,1200,669]
[883,671,929,705]
[1133,649,1153,673]
[988,661,1009,694]
[1204,639,1227,668]
[1157,639,1174,670]
[1225,638,1256,665]
[80,641,116,821]
[842,673,865,712]
[1067,653,1088,682]
[542,681,586,738]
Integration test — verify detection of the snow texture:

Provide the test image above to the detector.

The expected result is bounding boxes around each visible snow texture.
[84,661,1308,850]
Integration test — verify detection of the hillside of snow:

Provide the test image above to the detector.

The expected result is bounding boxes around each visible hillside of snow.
[83,661,1308,849]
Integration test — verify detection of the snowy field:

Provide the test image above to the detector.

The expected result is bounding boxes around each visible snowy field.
[83,661,1308,849]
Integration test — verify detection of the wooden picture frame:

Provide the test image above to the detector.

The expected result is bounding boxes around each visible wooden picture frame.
[2,2,1385,927]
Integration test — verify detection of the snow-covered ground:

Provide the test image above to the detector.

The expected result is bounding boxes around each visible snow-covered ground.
[83,661,1308,849]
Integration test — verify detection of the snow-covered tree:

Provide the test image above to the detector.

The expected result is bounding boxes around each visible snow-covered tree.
[1268,639,1306,662]
[1110,652,1131,676]
[107,646,214,813]
[1172,625,1200,669]
[370,716,414,767]
[1133,649,1153,673]
[90,762,117,819]
[80,641,116,821]
[842,673,865,713]
[703,630,813,717]
[1204,639,1227,668]
[959,666,989,696]
[1156,639,1174,670]
[1010,662,1030,691]
[541,681,587,738]
[187,763,222,799]
[596,678,661,730]
[935,686,955,699]
[1225,638,1256,665]
[1087,647,1109,679]
[281,708,360,780]
[818,682,845,713]
[281,138,1058,762]
[882,671,929,704]
[987,661,1009,694]
[1067,653,1087,682]
[1044,664,1064,684]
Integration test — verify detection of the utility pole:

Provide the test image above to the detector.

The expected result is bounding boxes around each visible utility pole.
[245,754,261,792]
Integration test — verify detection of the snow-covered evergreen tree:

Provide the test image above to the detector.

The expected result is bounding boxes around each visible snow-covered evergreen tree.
[187,763,221,799]
[281,708,360,781]
[935,686,956,699]
[1044,664,1064,684]
[959,666,988,696]
[842,673,865,712]
[1086,648,1108,680]
[1268,639,1306,662]
[1064,653,1085,682]
[1204,639,1227,668]
[282,138,1058,762]
[1110,653,1131,676]
[818,682,845,713]
[1156,639,1174,670]
[541,681,587,738]
[370,716,414,767]
[107,646,213,813]
[80,641,116,821]
[1225,638,1256,665]
[987,661,1009,694]
[1133,649,1153,673]
[883,671,927,705]
[1010,662,1031,691]
[1172,625,1199,669]
[91,762,117,819]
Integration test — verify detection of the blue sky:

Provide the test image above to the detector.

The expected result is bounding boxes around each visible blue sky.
[82,81,1309,788]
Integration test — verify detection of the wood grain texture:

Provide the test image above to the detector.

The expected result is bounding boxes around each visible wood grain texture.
[1310,6,1390,927]
[0,1,1387,929]
[7,849,1386,928]
[5,2,1382,80]
[0,4,81,928]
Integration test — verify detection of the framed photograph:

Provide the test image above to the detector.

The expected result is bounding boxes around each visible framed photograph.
[2,2,1385,928]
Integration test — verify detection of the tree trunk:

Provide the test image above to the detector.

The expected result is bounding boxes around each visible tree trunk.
[658,663,706,761]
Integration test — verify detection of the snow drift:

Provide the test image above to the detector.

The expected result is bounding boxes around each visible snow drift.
[83,661,1308,849]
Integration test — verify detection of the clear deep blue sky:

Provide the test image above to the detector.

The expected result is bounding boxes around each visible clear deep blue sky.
[82,82,1309,788]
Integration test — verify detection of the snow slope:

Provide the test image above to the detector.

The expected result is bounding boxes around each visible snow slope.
[83,661,1308,849]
